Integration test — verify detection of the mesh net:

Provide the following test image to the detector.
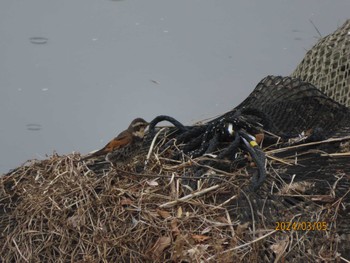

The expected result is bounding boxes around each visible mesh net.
[2,20,350,263]
[291,19,350,107]
[236,75,350,138]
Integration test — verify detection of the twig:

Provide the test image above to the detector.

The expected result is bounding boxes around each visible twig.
[207,230,277,260]
[225,209,235,238]
[216,194,238,207]
[159,184,219,208]
[145,127,167,164]
[266,136,350,155]
[12,238,29,262]
[241,190,256,238]
[113,166,230,182]
[321,152,350,157]
[309,19,322,38]
[266,154,293,166]
[340,256,350,263]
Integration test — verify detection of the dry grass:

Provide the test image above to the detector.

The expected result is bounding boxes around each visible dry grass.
[1,133,350,262]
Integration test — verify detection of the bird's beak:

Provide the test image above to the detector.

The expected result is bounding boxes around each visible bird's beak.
[144,125,150,132]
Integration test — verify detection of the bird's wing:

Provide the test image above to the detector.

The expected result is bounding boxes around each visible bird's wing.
[102,131,132,153]
[81,130,132,160]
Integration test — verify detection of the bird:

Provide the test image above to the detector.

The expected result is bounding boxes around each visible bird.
[82,118,149,160]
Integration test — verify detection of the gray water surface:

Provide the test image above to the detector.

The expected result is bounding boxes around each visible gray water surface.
[1,0,349,173]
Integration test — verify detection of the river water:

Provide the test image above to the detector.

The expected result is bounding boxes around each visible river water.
[0,0,349,173]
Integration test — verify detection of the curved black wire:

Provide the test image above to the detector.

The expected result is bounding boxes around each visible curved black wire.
[217,131,241,159]
[148,115,187,135]
[238,130,266,191]
[145,112,268,192]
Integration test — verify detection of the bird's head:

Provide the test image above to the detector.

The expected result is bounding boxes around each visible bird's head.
[129,118,149,139]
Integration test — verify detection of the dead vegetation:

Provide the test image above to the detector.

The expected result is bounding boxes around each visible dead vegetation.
[2,19,350,262]
[1,128,350,262]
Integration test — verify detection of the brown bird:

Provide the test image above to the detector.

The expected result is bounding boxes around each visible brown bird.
[82,118,149,160]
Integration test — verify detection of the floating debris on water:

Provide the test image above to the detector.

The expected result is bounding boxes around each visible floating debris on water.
[26,123,42,131]
[150,79,160,85]
[29,37,48,45]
